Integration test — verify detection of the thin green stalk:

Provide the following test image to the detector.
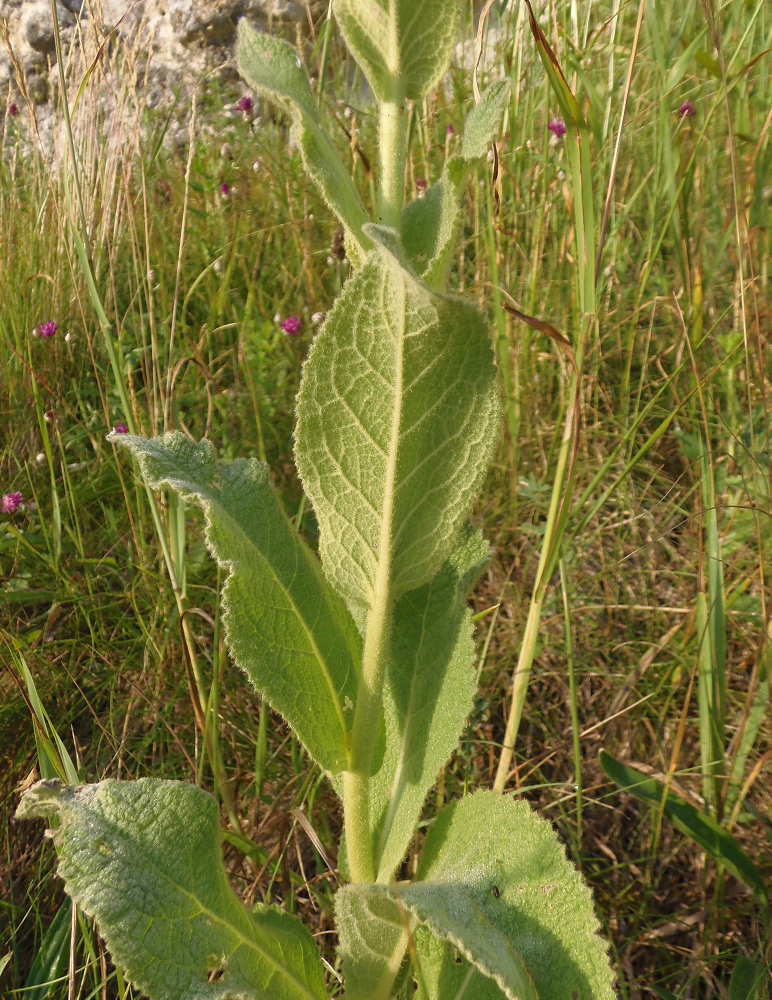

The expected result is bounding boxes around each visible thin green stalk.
[493,14,596,788]
[560,559,583,850]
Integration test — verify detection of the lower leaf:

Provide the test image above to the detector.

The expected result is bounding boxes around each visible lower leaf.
[405,791,615,1000]
[17,779,328,1000]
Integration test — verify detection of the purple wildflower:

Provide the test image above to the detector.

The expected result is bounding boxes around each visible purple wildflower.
[8,102,19,118]
[416,177,428,191]
[235,95,254,114]
[37,321,58,338]
[678,101,696,119]
[446,123,455,135]
[548,118,567,138]
[112,423,129,434]
[220,182,230,197]
[281,316,302,336]
[2,492,23,514]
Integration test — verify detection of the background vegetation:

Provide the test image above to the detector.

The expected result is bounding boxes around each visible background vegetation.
[1,0,770,996]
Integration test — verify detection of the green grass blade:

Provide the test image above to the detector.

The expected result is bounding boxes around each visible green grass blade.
[600,751,768,909]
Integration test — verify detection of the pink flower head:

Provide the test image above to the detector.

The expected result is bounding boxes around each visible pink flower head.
[678,101,696,119]
[2,492,23,514]
[415,177,428,191]
[446,124,455,135]
[235,95,254,114]
[548,118,567,138]
[112,423,129,434]
[37,320,58,338]
[8,102,19,118]
[220,182,230,197]
[281,316,302,336]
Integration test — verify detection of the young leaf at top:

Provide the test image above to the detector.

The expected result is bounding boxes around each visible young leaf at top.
[17,779,328,1000]
[333,0,461,101]
[370,526,490,882]
[237,20,370,264]
[295,247,500,610]
[401,80,511,285]
[112,432,360,775]
[403,791,616,1000]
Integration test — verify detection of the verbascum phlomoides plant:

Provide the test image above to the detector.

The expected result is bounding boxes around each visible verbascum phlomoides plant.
[18,3,616,997]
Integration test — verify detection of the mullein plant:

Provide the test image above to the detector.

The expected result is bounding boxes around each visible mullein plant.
[18,4,615,998]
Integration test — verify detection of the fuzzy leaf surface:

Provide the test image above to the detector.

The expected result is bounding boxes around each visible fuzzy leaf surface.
[401,171,459,287]
[335,883,410,1000]
[17,780,327,1000]
[112,432,359,775]
[237,21,369,262]
[460,80,512,161]
[333,0,460,100]
[401,81,510,286]
[414,928,511,999]
[295,248,500,609]
[371,526,490,882]
[405,791,616,1000]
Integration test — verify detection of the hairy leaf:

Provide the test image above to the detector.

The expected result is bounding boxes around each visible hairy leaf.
[333,0,461,101]
[371,526,490,882]
[237,21,370,263]
[404,792,615,1000]
[413,927,511,999]
[460,80,511,162]
[401,81,510,286]
[335,883,411,1000]
[401,171,459,287]
[295,247,500,609]
[112,432,360,775]
[17,780,327,1000]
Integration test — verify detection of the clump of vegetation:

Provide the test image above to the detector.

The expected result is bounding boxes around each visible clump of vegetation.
[2,1,770,997]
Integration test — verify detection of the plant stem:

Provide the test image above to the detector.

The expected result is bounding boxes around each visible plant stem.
[343,589,393,884]
[378,94,407,229]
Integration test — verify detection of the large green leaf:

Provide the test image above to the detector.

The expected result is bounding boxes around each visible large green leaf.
[112,432,360,775]
[295,247,500,610]
[371,526,490,882]
[333,0,461,101]
[405,791,615,1000]
[237,21,370,263]
[17,780,327,1000]
[336,792,614,1000]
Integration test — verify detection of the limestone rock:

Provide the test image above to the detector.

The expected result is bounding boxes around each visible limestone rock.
[0,0,323,112]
